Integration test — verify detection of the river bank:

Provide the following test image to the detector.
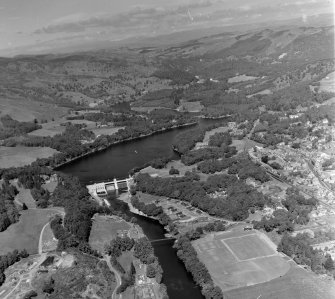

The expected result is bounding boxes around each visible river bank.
[54,121,197,169]
[58,117,228,298]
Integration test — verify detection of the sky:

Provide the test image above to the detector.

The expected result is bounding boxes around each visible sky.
[0,0,333,56]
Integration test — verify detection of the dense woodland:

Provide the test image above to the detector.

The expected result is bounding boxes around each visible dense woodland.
[254,187,318,233]
[0,180,20,232]
[278,233,335,275]
[174,235,223,299]
[135,170,268,221]
[131,196,176,233]
[104,236,165,294]
[0,115,41,139]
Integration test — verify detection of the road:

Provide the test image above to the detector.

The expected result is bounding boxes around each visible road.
[104,255,122,299]
[38,209,65,255]
[244,118,260,152]
[38,222,50,254]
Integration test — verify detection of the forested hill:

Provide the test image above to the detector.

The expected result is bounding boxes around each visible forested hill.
[0,25,333,111]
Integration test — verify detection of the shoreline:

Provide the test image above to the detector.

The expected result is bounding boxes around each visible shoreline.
[117,193,173,238]
[54,121,198,169]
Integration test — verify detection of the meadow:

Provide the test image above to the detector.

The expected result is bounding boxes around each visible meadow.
[224,261,335,299]
[11,180,36,208]
[193,230,290,292]
[28,117,123,137]
[89,214,131,253]
[0,208,63,255]
[0,146,58,168]
[0,97,68,122]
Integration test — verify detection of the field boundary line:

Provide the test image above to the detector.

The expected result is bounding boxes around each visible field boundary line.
[219,233,257,241]
[221,240,241,262]
[239,253,279,262]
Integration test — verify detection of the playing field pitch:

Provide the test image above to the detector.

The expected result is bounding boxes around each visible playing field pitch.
[193,230,290,292]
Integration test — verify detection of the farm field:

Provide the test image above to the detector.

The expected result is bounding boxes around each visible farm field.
[319,71,335,93]
[0,97,68,122]
[28,117,123,137]
[91,126,123,136]
[224,261,335,299]
[14,186,36,209]
[228,74,258,83]
[0,146,58,168]
[11,179,37,208]
[0,208,64,255]
[177,100,204,112]
[28,119,96,137]
[89,214,131,253]
[140,160,194,178]
[195,126,228,149]
[193,230,290,292]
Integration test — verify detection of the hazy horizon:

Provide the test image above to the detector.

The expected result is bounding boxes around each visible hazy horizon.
[0,0,334,57]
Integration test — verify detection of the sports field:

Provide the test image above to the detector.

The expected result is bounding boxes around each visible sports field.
[193,230,290,292]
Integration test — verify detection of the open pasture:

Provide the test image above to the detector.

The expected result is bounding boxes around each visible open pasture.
[224,261,335,299]
[195,126,228,149]
[319,71,335,93]
[193,230,289,292]
[89,214,131,253]
[0,97,68,122]
[29,117,122,137]
[178,100,204,112]
[0,208,63,255]
[0,146,58,168]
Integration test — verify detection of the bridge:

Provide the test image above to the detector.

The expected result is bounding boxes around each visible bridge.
[87,176,134,197]
[150,238,175,243]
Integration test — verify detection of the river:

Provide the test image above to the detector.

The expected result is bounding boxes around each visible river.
[58,118,223,299]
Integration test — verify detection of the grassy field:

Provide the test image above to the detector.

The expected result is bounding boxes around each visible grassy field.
[319,71,335,93]
[178,100,204,113]
[224,261,335,299]
[11,179,37,208]
[91,126,123,136]
[15,186,36,208]
[140,160,195,178]
[0,208,64,255]
[89,215,131,253]
[28,119,96,137]
[224,234,275,260]
[28,118,123,137]
[118,251,134,273]
[41,222,58,253]
[193,230,290,292]
[0,97,68,122]
[195,126,228,149]
[0,146,58,168]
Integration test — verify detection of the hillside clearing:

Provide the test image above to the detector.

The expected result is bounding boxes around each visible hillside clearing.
[0,208,64,255]
[0,146,58,168]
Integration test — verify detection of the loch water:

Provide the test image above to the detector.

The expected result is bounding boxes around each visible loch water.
[59,118,224,299]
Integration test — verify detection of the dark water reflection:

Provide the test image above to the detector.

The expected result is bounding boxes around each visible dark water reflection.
[59,118,225,299]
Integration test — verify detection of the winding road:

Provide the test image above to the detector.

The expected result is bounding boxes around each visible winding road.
[104,255,122,299]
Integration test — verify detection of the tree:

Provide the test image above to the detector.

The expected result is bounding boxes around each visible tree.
[169,167,180,175]
[42,277,55,294]
[324,254,335,271]
[146,264,156,278]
